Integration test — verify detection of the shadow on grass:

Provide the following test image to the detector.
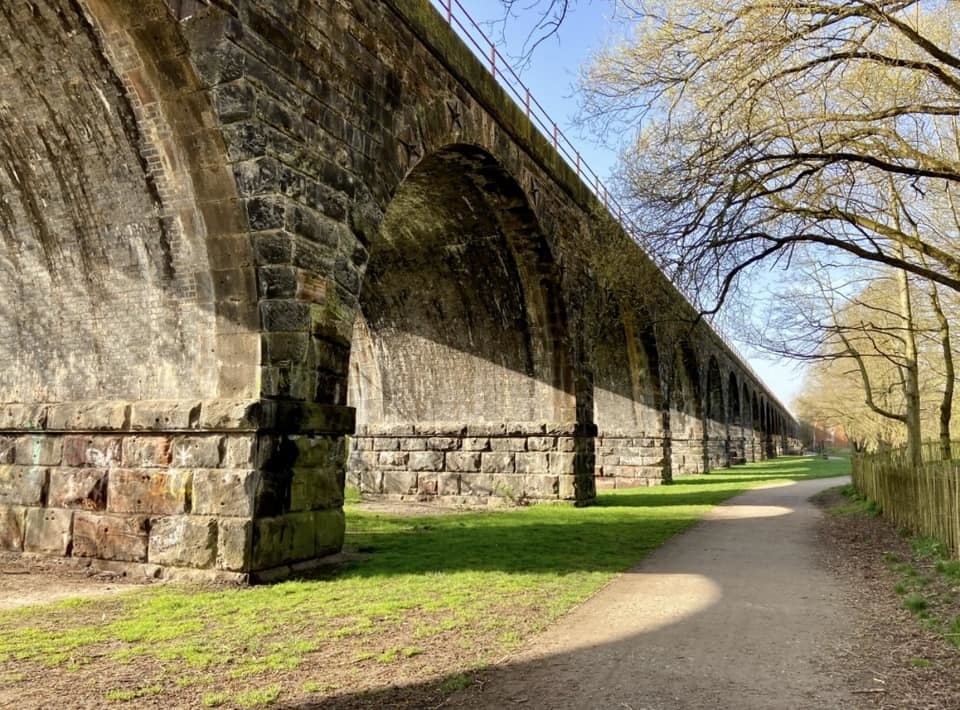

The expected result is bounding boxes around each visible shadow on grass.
[329,456,851,579]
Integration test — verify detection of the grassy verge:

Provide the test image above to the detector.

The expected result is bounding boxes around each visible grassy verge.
[834,485,960,651]
[0,455,846,708]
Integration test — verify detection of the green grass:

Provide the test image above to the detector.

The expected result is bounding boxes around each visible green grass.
[903,593,929,615]
[0,455,846,704]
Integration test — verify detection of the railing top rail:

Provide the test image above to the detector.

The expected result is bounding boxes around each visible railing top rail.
[430,0,790,415]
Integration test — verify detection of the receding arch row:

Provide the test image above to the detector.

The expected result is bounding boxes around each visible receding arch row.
[0,0,799,580]
[343,137,797,501]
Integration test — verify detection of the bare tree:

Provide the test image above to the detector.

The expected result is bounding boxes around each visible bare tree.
[579,0,960,313]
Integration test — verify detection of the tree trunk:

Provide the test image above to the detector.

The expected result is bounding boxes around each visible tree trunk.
[928,281,954,460]
[897,267,923,469]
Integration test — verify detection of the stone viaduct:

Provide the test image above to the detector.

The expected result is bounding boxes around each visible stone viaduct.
[0,0,798,580]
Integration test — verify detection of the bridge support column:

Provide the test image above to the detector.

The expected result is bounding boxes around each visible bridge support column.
[0,400,353,582]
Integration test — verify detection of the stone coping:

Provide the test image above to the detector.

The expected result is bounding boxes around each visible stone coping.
[0,400,355,435]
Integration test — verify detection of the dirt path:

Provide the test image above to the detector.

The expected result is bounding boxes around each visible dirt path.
[449,476,856,709]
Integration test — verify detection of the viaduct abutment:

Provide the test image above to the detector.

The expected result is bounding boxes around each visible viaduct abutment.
[0,0,797,580]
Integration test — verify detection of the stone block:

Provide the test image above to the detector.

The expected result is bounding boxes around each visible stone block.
[399,438,427,451]
[549,452,576,475]
[0,403,48,430]
[149,516,217,568]
[291,436,346,468]
[251,511,317,570]
[15,436,61,466]
[556,437,576,452]
[461,474,519,498]
[382,472,418,495]
[438,473,460,496]
[426,437,459,451]
[45,402,125,430]
[222,436,257,467]
[130,401,201,430]
[23,508,72,555]
[217,518,253,572]
[289,467,342,511]
[378,451,408,468]
[72,511,148,562]
[526,436,556,452]
[48,468,108,510]
[466,423,504,436]
[62,436,121,468]
[523,475,559,498]
[461,437,490,451]
[315,509,345,555]
[490,436,528,451]
[193,469,259,516]
[0,506,26,551]
[359,466,383,494]
[514,452,549,474]
[408,451,443,472]
[558,474,577,500]
[445,451,481,473]
[481,452,515,474]
[170,436,223,468]
[122,436,172,468]
[372,438,400,451]
[199,399,263,429]
[417,473,438,496]
[107,469,191,515]
[0,466,47,506]
[414,422,466,436]
[0,437,15,464]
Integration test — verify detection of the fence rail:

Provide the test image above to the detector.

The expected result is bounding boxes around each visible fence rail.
[853,443,960,557]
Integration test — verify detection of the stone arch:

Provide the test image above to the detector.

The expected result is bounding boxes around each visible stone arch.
[668,341,702,476]
[347,143,577,502]
[704,356,725,470]
[593,305,667,488]
[728,372,744,465]
[0,0,257,405]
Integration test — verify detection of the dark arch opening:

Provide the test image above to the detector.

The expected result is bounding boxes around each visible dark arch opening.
[347,144,576,502]
[704,357,725,470]
[593,305,666,488]
[669,342,702,476]
[728,372,743,465]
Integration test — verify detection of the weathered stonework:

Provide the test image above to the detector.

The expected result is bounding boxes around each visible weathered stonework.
[0,0,798,579]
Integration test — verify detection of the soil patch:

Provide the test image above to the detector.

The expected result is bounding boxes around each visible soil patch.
[813,488,960,708]
[0,553,154,611]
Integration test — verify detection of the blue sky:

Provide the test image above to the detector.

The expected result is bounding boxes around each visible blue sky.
[430,0,806,409]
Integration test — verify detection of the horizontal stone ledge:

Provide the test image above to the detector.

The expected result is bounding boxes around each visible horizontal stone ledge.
[0,400,356,435]
[355,421,580,437]
[0,400,262,432]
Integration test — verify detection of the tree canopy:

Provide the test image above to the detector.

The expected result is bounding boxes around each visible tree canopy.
[579,0,960,313]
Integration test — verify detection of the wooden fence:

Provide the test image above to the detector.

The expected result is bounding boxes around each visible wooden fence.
[853,443,960,557]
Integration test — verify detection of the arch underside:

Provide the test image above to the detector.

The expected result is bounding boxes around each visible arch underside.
[668,344,703,476]
[0,0,255,404]
[593,309,666,489]
[347,144,577,502]
[704,357,726,470]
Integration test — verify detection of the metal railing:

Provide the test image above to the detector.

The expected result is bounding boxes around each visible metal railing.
[433,0,635,230]
[430,0,791,416]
